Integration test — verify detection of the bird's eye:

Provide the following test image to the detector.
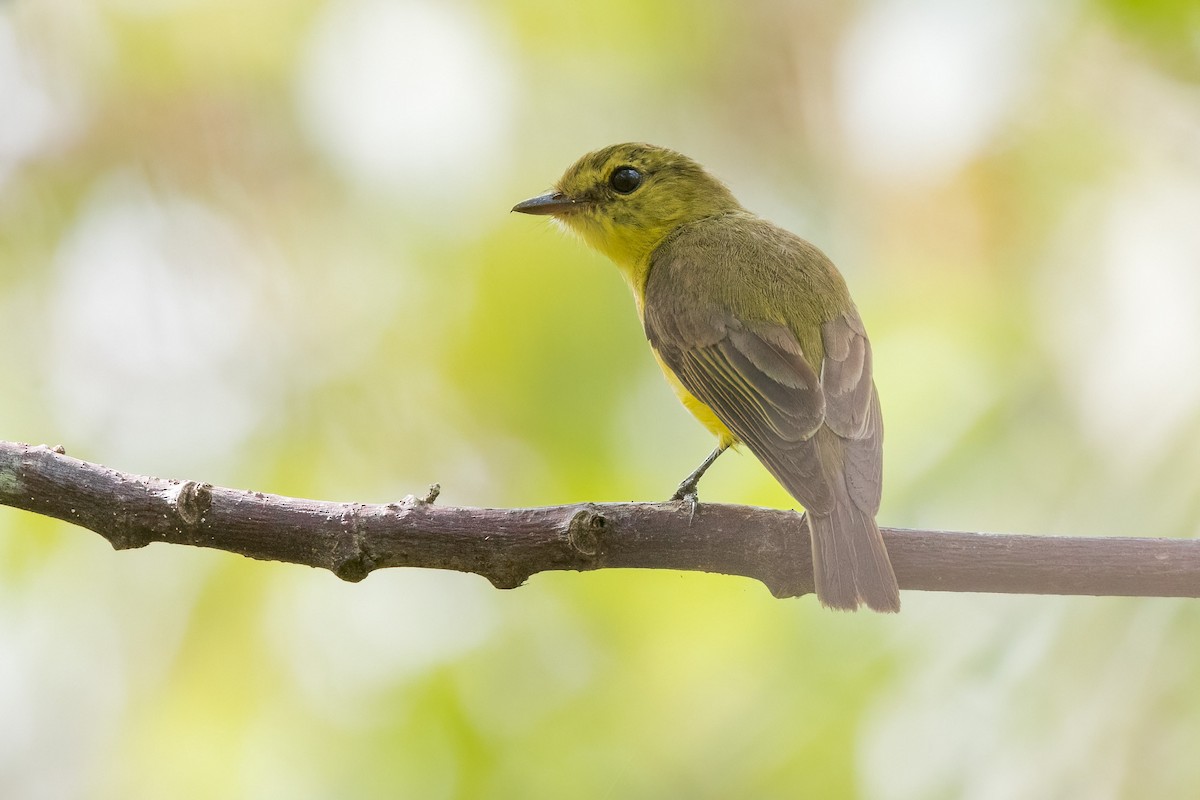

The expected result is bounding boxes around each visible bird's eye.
[609,166,642,194]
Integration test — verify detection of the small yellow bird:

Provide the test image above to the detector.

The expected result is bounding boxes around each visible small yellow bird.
[513,143,899,612]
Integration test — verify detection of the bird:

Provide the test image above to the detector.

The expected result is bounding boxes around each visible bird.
[512,143,899,612]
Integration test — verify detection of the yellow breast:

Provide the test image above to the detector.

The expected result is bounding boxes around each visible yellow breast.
[617,253,737,450]
[651,348,738,449]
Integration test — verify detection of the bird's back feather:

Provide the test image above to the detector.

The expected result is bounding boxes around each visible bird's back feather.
[644,214,899,611]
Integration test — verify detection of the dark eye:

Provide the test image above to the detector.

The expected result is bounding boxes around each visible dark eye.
[609,166,642,194]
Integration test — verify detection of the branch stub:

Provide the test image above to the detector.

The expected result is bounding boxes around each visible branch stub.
[568,508,606,556]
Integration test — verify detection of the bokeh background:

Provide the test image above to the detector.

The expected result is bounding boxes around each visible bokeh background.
[2,0,1199,797]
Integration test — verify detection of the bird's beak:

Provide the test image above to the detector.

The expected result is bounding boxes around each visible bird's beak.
[511,190,584,216]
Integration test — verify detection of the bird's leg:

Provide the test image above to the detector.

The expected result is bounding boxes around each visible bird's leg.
[670,443,729,515]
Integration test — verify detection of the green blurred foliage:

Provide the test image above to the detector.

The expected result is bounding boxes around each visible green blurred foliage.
[2,0,1199,797]
[1098,0,1200,79]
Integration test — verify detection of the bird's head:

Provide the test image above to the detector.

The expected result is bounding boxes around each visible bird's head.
[513,143,741,274]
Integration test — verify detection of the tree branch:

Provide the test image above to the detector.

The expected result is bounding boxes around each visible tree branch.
[1,440,1197,600]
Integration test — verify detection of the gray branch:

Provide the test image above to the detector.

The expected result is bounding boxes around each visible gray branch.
[1,441,1197,600]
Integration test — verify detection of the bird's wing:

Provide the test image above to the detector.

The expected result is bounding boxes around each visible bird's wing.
[820,310,883,515]
[645,295,837,515]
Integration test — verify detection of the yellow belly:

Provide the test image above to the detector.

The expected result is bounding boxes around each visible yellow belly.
[651,349,738,448]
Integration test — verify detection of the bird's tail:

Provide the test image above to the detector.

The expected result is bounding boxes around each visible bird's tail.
[808,502,900,613]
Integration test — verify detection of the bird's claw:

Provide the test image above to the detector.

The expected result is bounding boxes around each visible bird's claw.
[670,482,701,521]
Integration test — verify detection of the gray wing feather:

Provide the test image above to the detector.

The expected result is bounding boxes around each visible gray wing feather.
[820,311,883,514]
[820,311,874,439]
[647,304,836,513]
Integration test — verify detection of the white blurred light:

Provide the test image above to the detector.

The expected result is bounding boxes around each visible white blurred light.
[0,535,211,799]
[0,17,67,187]
[48,173,285,468]
[836,0,1044,183]
[862,598,1181,799]
[98,0,205,16]
[264,570,498,724]
[296,0,514,203]
[1043,177,1200,464]
[0,559,126,800]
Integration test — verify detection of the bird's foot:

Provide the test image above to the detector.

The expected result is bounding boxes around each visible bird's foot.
[670,480,701,521]
[668,444,727,521]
